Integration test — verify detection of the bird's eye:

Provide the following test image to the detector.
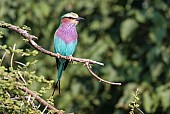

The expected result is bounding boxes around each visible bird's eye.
[68,17,73,19]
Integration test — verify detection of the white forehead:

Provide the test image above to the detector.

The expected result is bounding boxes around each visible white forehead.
[61,12,79,18]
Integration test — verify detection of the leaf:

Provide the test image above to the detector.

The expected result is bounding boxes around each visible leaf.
[149,27,166,44]
[0,31,4,38]
[0,45,7,49]
[31,50,38,56]
[112,50,124,67]
[143,91,158,113]
[160,90,170,111]
[135,10,146,23]
[143,91,153,113]
[150,63,163,81]
[120,18,138,41]
[156,84,170,111]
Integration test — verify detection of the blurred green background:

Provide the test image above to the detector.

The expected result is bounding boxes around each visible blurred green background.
[0,0,170,114]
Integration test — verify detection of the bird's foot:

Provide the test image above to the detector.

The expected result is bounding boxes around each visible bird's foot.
[67,56,76,64]
[66,56,78,64]
[56,53,60,58]
[67,55,73,62]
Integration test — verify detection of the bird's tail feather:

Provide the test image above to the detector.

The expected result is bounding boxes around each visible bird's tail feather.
[52,63,64,96]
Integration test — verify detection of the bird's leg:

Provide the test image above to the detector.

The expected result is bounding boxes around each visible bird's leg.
[67,55,77,64]
[56,53,60,58]
[67,55,73,62]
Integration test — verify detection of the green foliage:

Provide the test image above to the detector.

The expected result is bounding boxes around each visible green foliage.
[0,31,4,38]
[120,18,138,41]
[0,44,54,113]
[129,89,143,114]
[0,0,170,114]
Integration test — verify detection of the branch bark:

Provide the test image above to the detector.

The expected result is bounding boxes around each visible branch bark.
[85,63,121,85]
[19,87,63,114]
[19,86,63,114]
[0,21,122,86]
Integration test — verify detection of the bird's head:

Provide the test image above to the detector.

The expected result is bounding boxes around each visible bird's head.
[61,12,84,25]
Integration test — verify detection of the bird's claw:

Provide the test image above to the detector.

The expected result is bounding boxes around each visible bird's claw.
[67,55,73,62]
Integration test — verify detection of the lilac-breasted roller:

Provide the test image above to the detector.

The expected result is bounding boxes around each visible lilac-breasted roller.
[52,12,84,95]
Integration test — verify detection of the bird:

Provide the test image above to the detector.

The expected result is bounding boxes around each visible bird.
[52,12,84,95]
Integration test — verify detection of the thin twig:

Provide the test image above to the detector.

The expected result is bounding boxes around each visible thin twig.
[27,94,31,103]
[0,51,6,66]
[6,91,10,98]
[11,44,16,67]
[15,61,27,68]
[18,71,27,84]
[136,107,144,114]
[20,100,24,108]
[18,86,63,114]
[42,105,48,114]
[37,103,41,109]
[85,62,122,85]
[15,95,36,111]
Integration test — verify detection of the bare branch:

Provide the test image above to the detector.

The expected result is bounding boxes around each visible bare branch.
[0,21,103,66]
[18,71,27,84]
[0,21,121,86]
[19,86,63,114]
[0,51,6,66]
[85,62,122,85]
[10,44,16,67]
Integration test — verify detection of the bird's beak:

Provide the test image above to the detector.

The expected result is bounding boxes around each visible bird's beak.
[76,17,84,21]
